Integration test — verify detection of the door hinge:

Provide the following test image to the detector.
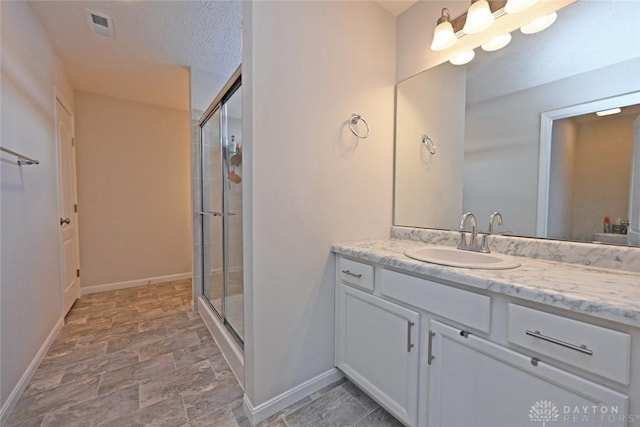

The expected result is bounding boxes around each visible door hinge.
[72,138,75,147]
[76,269,80,278]
[74,204,78,213]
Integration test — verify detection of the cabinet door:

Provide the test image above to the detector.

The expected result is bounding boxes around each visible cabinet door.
[427,320,629,427]
[336,284,419,427]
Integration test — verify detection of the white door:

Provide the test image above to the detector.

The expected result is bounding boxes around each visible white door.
[56,96,80,315]
[427,320,628,427]
[336,285,420,427]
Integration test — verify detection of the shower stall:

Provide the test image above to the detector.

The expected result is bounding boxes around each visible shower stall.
[198,72,244,345]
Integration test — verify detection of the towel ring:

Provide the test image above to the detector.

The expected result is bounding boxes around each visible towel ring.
[422,135,436,155]
[349,114,370,139]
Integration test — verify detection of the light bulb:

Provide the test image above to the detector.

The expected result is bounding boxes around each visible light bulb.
[431,21,457,51]
[505,0,537,14]
[450,50,476,65]
[431,9,457,51]
[481,33,512,51]
[596,108,621,117]
[463,0,495,34]
[521,12,557,34]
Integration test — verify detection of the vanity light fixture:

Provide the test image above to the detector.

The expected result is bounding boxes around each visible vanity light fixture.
[430,0,560,65]
[521,12,557,34]
[431,8,458,51]
[596,108,622,117]
[463,0,495,34]
[481,33,512,51]
[450,49,476,65]
[504,0,537,14]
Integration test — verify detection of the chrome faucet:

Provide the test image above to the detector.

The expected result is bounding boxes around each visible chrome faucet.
[458,212,479,251]
[488,211,503,234]
[458,211,501,253]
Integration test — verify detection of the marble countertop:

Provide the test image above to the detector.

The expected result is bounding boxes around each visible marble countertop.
[332,238,640,328]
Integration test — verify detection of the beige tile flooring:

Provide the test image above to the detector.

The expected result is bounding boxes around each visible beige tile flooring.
[6,280,402,427]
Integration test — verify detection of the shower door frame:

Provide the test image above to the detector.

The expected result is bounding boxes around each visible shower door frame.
[198,68,243,346]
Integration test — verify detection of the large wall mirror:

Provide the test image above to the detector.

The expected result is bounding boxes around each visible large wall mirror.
[394,0,640,246]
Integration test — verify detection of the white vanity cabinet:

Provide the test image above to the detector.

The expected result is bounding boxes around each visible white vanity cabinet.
[427,320,629,427]
[334,254,635,427]
[336,283,420,427]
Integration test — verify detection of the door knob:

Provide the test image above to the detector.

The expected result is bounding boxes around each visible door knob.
[60,217,71,225]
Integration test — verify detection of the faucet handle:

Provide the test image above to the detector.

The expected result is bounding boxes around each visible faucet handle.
[478,233,491,253]
[457,231,468,250]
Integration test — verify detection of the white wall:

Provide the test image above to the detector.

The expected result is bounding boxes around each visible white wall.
[0,0,74,417]
[74,91,191,289]
[243,0,395,413]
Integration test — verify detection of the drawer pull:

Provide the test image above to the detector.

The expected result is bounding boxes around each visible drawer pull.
[407,321,415,352]
[341,270,362,279]
[525,330,593,356]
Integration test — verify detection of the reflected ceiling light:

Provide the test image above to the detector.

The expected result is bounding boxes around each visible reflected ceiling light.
[596,108,622,117]
[521,12,557,34]
[431,8,458,51]
[504,0,537,14]
[463,0,495,34]
[450,50,476,65]
[481,33,512,51]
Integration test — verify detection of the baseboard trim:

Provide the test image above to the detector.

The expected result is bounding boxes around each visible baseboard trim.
[81,272,192,295]
[198,296,244,386]
[243,368,344,425]
[0,317,64,425]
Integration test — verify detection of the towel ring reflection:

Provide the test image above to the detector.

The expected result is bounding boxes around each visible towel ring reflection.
[422,135,436,155]
[349,114,370,139]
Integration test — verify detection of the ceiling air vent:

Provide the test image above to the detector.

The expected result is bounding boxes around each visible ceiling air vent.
[85,10,115,38]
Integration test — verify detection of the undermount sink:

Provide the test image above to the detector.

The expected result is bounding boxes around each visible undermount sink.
[404,246,521,270]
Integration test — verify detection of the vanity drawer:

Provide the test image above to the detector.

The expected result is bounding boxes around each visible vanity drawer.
[380,269,491,333]
[508,304,631,385]
[338,257,374,291]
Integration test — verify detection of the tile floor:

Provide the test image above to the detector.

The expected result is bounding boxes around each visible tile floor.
[6,280,402,427]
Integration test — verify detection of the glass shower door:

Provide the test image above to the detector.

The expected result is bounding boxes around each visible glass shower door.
[223,86,243,341]
[201,108,224,316]
[199,76,243,344]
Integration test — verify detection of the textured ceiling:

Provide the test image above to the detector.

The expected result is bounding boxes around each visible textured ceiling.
[29,0,242,111]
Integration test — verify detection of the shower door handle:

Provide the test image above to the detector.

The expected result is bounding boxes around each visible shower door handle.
[198,210,223,217]
[198,211,237,217]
